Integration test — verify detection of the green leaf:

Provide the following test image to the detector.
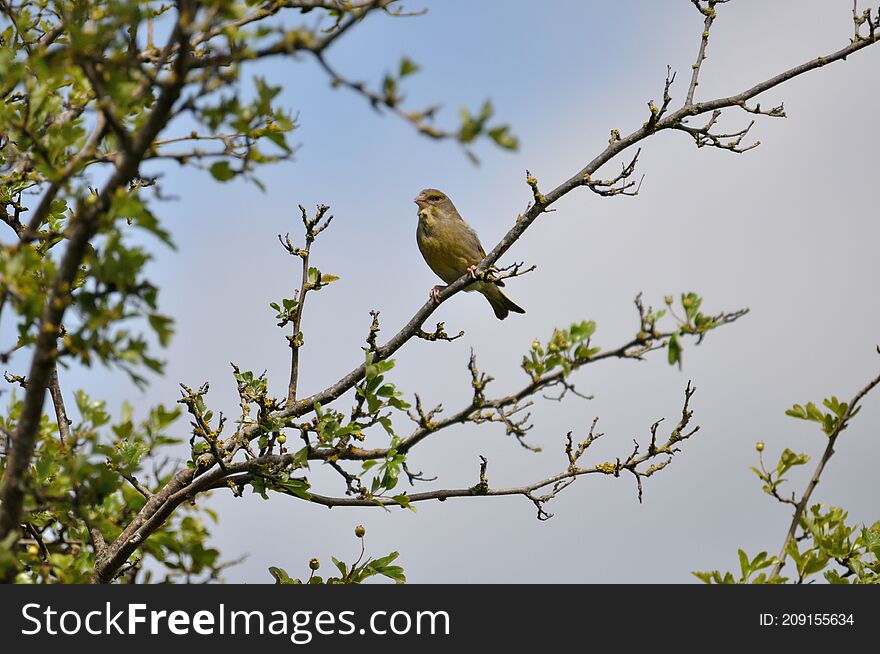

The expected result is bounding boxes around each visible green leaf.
[392,493,416,512]
[668,332,682,368]
[332,556,348,577]
[785,404,808,420]
[776,448,809,476]
[251,477,268,499]
[117,440,149,470]
[365,551,406,584]
[738,549,750,579]
[398,57,420,77]
[276,477,312,500]
[292,446,309,468]
[209,161,235,181]
[268,566,294,584]
[692,571,715,584]
[488,125,518,150]
[148,313,175,346]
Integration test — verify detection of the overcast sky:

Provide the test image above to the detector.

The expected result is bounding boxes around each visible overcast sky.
[15,0,880,583]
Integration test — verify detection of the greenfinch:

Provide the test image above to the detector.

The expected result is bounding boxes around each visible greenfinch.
[414,188,525,320]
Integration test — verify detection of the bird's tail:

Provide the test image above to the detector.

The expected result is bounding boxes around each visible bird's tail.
[479,283,525,320]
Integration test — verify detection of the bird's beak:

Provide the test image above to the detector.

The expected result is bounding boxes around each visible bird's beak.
[414,194,426,207]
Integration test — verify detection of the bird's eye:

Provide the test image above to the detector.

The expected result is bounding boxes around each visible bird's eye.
[429,195,441,201]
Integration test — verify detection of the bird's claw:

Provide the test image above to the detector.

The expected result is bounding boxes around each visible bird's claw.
[430,285,445,304]
[467,265,479,281]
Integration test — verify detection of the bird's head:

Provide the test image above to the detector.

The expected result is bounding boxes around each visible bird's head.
[414,188,453,213]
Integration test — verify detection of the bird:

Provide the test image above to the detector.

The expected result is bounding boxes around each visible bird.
[414,188,525,320]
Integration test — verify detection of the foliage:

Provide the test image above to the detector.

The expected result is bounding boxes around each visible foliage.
[268,525,406,585]
[0,0,517,583]
[2,388,230,583]
[695,383,880,584]
[1,0,877,584]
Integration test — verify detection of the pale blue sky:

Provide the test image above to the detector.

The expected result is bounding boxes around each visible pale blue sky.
[7,0,879,582]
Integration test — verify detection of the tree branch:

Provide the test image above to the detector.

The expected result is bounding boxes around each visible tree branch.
[69,0,880,583]
[18,114,108,245]
[0,1,198,558]
[284,204,333,405]
[309,301,746,462]
[207,383,700,519]
[768,365,880,579]
[686,0,729,105]
[46,365,71,447]
[245,3,879,442]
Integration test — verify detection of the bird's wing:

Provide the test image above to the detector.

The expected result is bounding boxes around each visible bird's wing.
[461,221,486,258]
[457,217,507,284]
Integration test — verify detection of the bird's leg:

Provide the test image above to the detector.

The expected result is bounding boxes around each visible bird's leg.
[466,265,479,280]
[430,285,446,304]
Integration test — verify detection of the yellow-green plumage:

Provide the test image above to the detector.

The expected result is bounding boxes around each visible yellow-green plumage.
[414,188,525,320]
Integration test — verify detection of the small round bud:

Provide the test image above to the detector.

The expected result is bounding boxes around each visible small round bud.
[277,434,287,444]
[355,525,366,538]
[309,558,320,571]
[682,298,693,309]
[755,441,765,452]
[664,295,673,305]
[27,544,39,557]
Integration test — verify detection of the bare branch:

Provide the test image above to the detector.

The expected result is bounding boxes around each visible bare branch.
[686,1,733,104]
[415,322,465,343]
[582,148,644,196]
[673,110,760,153]
[286,204,333,405]
[118,472,153,500]
[46,365,71,446]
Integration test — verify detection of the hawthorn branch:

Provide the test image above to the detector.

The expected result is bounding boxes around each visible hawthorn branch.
[188,1,391,50]
[312,52,462,144]
[18,114,108,246]
[91,312,735,579]
[686,0,729,105]
[309,300,746,462]
[415,322,465,343]
[46,365,71,447]
[81,1,880,583]
[188,0,391,69]
[118,472,153,500]
[768,364,880,579]
[246,2,880,443]
[0,1,197,552]
[673,110,760,153]
[207,383,699,518]
[582,148,644,197]
[285,203,332,405]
